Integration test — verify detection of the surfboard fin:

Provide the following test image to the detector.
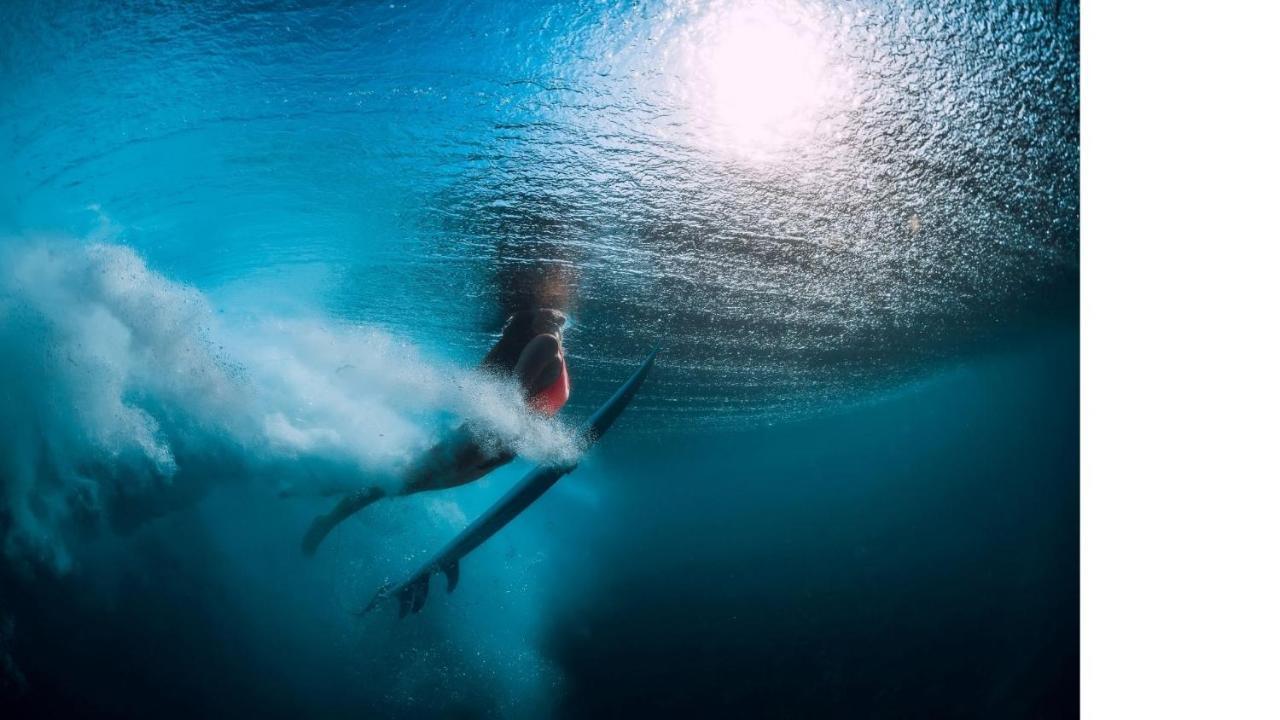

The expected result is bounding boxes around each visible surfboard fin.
[444,561,460,593]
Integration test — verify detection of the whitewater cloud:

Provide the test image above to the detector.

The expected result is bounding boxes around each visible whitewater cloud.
[0,237,580,573]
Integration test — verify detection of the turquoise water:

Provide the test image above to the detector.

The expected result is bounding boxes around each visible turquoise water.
[1,0,1078,717]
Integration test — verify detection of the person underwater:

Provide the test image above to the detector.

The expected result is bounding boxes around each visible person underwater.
[301,308,570,556]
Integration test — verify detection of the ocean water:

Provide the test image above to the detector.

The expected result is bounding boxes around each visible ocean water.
[1,0,1078,717]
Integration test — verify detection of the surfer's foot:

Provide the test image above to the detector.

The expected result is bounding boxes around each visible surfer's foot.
[301,486,387,556]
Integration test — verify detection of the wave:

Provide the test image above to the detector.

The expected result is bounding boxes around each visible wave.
[0,236,581,573]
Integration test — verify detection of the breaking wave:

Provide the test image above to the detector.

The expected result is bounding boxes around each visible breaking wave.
[0,237,581,573]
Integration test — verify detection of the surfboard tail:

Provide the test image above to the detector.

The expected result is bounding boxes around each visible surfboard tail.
[357,559,461,617]
[398,573,430,617]
[358,582,394,617]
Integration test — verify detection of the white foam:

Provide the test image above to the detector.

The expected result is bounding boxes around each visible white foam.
[0,237,581,572]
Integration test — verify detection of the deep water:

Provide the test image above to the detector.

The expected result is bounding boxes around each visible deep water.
[2,331,1078,718]
[1,0,1078,717]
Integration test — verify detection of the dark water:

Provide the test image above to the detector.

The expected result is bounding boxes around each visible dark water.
[1,330,1077,718]
[1,0,1077,716]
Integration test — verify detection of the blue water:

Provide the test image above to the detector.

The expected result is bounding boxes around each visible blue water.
[1,0,1078,717]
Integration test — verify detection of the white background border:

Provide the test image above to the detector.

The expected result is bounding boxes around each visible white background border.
[1083,1,1279,716]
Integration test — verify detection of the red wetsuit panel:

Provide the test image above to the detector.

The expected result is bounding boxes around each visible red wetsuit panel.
[529,361,570,415]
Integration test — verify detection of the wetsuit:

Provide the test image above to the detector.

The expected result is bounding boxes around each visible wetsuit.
[301,309,569,556]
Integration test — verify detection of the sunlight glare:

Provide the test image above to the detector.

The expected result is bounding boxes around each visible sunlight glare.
[685,1,834,161]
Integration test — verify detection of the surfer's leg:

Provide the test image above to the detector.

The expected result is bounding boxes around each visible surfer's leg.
[301,485,387,556]
[302,431,515,556]
[399,429,515,494]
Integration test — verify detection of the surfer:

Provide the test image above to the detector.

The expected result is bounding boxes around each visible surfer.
[301,308,570,555]
[366,346,656,616]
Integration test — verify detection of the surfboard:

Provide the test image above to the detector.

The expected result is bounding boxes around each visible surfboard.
[362,347,659,617]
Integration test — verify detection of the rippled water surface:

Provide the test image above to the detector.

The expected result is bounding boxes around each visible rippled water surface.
[3,0,1077,422]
